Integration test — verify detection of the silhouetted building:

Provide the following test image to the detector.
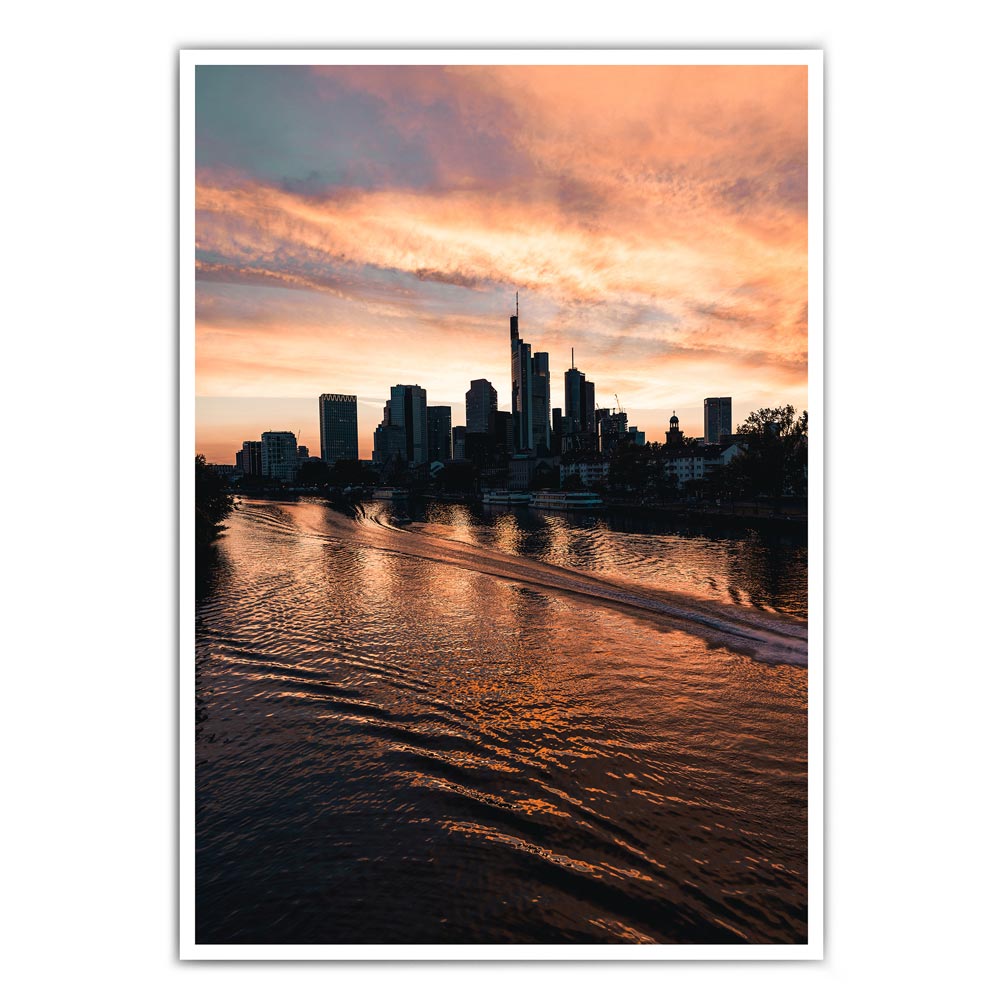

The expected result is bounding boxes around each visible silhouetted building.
[261,431,299,483]
[452,425,466,461]
[703,397,733,445]
[374,385,428,467]
[510,294,534,451]
[563,354,598,453]
[564,356,585,435]
[551,407,564,454]
[560,458,610,487]
[237,440,262,477]
[463,432,494,469]
[628,426,646,447]
[583,380,596,433]
[661,444,737,485]
[563,350,596,439]
[599,410,628,454]
[465,379,497,435]
[666,411,684,448]
[489,409,514,453]
[427,405,452,463]
[297,445,309,461]
[319,393,359,463]
[530,351,551,452]
[509,454,539,491]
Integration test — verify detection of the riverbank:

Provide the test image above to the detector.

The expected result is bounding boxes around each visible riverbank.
[232,486,808,531]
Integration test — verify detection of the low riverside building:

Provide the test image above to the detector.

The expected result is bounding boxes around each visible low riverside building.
[509,454,535,490]
[660,442,743,485]
[509,454,558,490]
[207,463,239,481]
[560,458,610,487]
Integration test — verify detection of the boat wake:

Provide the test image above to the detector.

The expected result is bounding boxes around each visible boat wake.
[240,501,807,668]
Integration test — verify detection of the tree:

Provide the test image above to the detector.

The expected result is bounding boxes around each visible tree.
[728,405,808,501]
[529,463,559,490]
[195,455,234,549]
[609,443,658,495]
[331,459,377,487]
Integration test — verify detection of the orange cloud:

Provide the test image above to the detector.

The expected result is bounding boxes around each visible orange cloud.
[195,64,809,462]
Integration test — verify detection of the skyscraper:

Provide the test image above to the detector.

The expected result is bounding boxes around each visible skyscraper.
[427,405,452,463]
[551,407,564,455]
[375,384,428,466]
[510,294,534,452]
[564,354,585,435]
[490,410,514,452]
[319,393,359,463]
[582,380,596,433]
[703,397,733,445]
[465,379,497,434]
[598,410,628,454]
[261,431,299,483]
[530,351,551,452]
[563,350,594,436]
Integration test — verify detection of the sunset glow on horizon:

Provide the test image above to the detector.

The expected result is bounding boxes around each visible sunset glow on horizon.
[195,63,808,463]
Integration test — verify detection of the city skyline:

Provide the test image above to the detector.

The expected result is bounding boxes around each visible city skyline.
[196,64,807,464]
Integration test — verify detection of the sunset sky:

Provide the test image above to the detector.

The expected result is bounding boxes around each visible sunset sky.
[195,63,808,463]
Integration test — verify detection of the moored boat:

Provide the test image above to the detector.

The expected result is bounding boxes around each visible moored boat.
[372,487,409,501]
[482,490,531,505]
[529,491,604,511]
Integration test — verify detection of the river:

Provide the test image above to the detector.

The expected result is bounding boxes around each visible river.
[195,497,808,944]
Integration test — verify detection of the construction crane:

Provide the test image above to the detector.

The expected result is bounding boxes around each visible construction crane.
[614,394,622,414]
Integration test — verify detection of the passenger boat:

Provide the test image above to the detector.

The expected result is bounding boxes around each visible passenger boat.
[372,487,409,501]
[482,490,531,505]
[529,491,604,511]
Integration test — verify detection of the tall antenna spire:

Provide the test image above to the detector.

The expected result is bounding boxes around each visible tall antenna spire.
[516,290,519,318]
[572,347,575,369]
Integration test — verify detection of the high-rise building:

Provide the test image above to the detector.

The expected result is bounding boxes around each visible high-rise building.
[564,356,585,435]
[551,407,564,455]
[598,410,628,454]
[563,350,595,437]
[427,405,452,464]
[452,425,466,461]
[583,380,596,433]
[237,440,262,477]
[375,385,428,466]
[703,397,733,445]
[261,431,299,483]
[319,393,359,464]
[628,426,646,447]
[530,351,551,452]
[489,410,514,453]
[465,379,497,434]
[510,294,534,452]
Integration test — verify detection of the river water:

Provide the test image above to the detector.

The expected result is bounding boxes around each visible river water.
[195,498,808,945]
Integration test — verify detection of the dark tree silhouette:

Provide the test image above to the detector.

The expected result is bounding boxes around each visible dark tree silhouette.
[195,455,234,550]
[728,405,808,501]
